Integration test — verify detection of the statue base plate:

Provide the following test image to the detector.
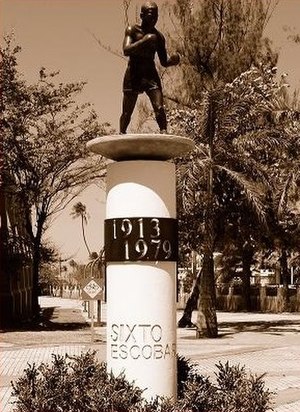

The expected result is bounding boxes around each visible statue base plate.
[87,134,194,161]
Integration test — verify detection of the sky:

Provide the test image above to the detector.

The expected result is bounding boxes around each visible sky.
[2,0,300,263]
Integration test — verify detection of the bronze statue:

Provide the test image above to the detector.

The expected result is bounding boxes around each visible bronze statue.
[120,1,180,134]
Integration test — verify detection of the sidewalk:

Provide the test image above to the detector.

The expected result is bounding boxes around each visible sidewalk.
[178,312,300,412]
[1,296,300,411]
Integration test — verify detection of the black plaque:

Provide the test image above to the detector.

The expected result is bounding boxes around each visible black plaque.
[105,217,178,262]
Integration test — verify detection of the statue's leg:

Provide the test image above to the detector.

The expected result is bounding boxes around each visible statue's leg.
[147,89,167,133]
[120,92,138,134]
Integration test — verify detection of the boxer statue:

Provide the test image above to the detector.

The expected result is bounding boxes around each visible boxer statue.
[120,1,180,134]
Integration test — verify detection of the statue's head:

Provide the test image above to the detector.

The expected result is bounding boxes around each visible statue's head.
[140,1,158,27]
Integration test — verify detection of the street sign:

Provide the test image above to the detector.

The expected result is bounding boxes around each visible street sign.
[81,277,103,300]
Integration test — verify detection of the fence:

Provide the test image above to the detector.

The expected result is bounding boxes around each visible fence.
[177,284,300,312]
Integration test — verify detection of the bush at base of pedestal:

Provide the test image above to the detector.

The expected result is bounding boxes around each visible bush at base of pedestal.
[11,351,273,412]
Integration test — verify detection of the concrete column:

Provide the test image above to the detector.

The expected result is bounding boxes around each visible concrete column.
[87,134,194,401]
[106,160,177,400]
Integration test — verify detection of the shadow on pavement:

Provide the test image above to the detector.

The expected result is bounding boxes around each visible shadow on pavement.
[219,319,300,335]
[1,306,89,332]
[179,319,300,339]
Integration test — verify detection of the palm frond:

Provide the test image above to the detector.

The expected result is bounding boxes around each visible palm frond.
[274,169,300,218]
[277,173,293,216]
[215,145,270,187]
[216,165,267,226]
[194,143,209,158]
[234,129,288,154]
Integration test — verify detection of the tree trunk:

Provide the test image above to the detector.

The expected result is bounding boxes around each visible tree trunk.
[31,245,41,318]
[280,248,290,286]
[279,247,290,311]
[81,216,91,257]
[242,244,254,312]
[196,253,218,338]
[196,93,218,338]
[24,207,42,319]
[178,269,202,328]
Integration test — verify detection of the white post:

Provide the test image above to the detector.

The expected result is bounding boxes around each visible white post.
[90,299,95,342]
[106,160,177,400]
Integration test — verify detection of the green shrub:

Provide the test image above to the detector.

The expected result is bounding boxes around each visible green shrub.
[177,355,198,397]
[175,361,273,412]
[11,351,143,412]
[11,352,273,412]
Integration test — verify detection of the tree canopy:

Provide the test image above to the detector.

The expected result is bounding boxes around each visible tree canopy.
[164,0,299,335]
[168,0,278,101]
[1,34,111,315]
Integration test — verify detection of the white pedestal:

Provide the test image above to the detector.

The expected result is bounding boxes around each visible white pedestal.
[106,160,177,400]
[87,134,194,401]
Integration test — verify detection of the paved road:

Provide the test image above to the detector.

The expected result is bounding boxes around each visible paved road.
[1,297,300,411]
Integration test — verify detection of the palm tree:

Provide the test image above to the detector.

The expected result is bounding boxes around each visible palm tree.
[175,63,300,330]
[164,0,279,336]
[171,66,285,336]
[264,87,300,309]
[71,202,92,258]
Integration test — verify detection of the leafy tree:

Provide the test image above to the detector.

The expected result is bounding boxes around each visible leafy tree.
[171,69,274,334]
[170,65,295,333]
[174,65,299,323]
[39,262,60,296]
[69,258,78,272]
[164,0,279,336]
[1,35,111,317]
[167,0,278,101]
[242,78,300,309]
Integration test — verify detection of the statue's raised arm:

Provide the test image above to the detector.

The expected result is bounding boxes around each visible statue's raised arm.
[120,1,180,134]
